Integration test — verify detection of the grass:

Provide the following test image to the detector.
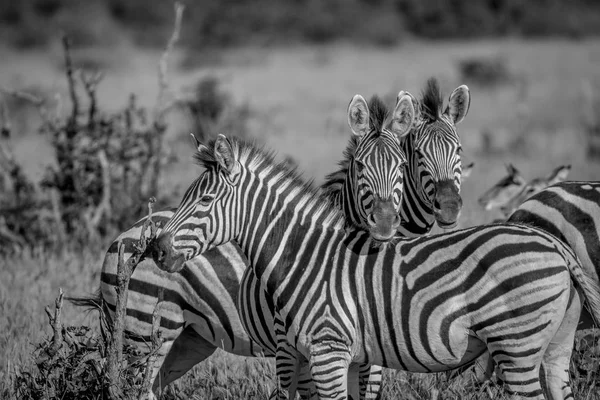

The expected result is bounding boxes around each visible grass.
[2,38,600,398]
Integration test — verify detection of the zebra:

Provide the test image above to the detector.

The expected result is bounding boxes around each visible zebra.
[152,134,600,399]
[74,92,416,398]
[473,177,599,384]
[398,78,470,236]
[322,78,471,238]
[509,181,600,331]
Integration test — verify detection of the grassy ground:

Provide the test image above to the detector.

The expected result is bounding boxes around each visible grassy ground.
[2,38,600,398]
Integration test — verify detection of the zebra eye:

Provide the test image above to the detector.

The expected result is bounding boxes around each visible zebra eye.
[456,146,463,155]
[355,160,365,174]
[199,195,214,206]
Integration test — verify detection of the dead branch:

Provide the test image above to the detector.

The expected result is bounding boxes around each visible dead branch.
[62,36,79,133]
[42,288,65,360]
[105,197,157,399]
[0,88,44,107]
[139,287,164,399]
[0,95,12,139]
[49,188,66,244]
[136,197,157,253]
[90,150,111,228]
[81,70,104,127]
[154,2,185,125]
[105,240,128,399]
[0,87,55,128]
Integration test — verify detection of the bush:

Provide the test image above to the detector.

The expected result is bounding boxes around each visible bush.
[0,8,185,253]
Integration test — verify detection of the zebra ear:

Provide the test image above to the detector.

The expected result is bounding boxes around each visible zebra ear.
[389,94,415,138]
[190,133,207,152]
[347,95,370,136]
[444,84,470,125]
[397,90,420,122]
[214,134,238,174]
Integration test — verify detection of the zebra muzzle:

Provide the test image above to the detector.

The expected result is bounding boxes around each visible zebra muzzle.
[433,180,462,229]
[149,232,187,273]
[368,198,401,241]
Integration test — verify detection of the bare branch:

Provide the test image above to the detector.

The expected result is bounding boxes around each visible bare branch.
[81,70,104,126]
[42,288,64,360]
[0,87,56,128]
[90,150,111,228]
[106,197,158,397]
[139,287,164,399]
[49,189,66,244]
[154,2,185,124]
[0,88,44,107]
[105,240,128,399]
[62,36,79,131]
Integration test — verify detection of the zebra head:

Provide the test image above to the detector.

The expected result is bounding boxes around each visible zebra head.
[405,78,470,229]
[477,163,527,211]
[151,135,242,272]
[344,93,414,241]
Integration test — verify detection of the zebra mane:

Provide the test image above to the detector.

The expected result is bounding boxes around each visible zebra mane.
[194,136,346,229]
[421,77,444,122]
[321,95,390,207]
[368,95,390,135]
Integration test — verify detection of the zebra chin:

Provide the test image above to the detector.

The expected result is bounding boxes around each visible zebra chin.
[434,209,461,229]
[369,228,397,243]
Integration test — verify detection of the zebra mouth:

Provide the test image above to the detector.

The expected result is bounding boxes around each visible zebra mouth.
[370,231,396,242]
[436,219,457,229]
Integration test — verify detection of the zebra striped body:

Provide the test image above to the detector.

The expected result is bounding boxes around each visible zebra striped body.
[509,181,600,329]
[154,136,600,399]
[93,93,415,397]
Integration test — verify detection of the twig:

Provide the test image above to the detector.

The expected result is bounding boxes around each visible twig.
[105,240,129,399]
[80,70,104,127]
[105,197,158,398]
[0,95,12,139]
[62,36,79,134]
[0,88,44,107]
[43,288,64,359]
[139,288,164,399]
[154,2,185,124]
[0,87,56,130]
[90,150,111,228]
[49,188,66,244]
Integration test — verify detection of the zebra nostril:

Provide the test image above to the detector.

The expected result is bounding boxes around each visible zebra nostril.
[433,199,441,211]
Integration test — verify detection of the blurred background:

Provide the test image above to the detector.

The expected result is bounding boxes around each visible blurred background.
[2,0,600,397]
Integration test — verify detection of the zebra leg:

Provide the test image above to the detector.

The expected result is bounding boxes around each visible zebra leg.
[153,325,217,394]
[273,317,301,399]
[347,363,360,400]
[488,287,572,399]
[540,285,581,399]
[308,341,352,399]
[359,364,382,400]
[297,360,319,399]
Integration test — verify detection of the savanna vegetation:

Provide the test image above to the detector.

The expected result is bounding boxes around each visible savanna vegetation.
[1,1,600,399]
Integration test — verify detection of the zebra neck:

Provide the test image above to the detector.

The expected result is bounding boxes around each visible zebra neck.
[398,155,435,237]
[235,176,346,285]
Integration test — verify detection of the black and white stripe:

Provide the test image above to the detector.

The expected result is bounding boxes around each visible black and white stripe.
[82,93,416,398]
[509,181,600,329]
[154,136,600,400]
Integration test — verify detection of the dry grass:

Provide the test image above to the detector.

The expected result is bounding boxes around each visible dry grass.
[2,38,600,398]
